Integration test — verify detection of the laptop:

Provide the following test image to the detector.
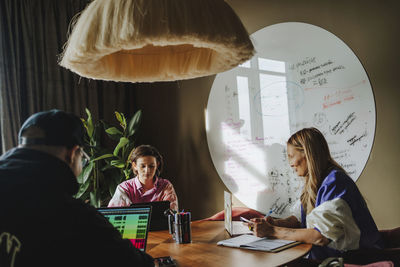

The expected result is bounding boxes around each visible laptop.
[131,201,170,231]
[97,205,152,251]
[224,191,252,236]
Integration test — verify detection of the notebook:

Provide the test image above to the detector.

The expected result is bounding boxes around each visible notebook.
[97,205,152,251]
[224,191,252,236]
[217,234,301,252]
[131,201,170,231]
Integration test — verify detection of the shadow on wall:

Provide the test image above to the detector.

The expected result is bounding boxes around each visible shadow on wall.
[173,77,229,220]
[176,128,227,220]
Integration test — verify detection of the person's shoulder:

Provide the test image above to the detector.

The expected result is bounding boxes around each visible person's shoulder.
[157,176,171,182]
[322,169,353,187]
[118,177,135,188]
[318,169,355,201]
[67,197,99,214]
[65,197,114,228]
[156,177,173,186]
[0,147,18,161]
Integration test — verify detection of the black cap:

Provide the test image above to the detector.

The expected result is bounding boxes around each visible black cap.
[18,109,85,148]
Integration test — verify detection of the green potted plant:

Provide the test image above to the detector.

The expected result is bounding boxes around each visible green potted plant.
[75,108,142,207]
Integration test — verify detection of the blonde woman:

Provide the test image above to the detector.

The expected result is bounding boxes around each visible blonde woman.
[250,127,383,260]
[108,145,178,211]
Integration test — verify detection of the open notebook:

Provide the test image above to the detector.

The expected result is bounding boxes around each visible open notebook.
[97,206,152,251]
[217,233,301,252]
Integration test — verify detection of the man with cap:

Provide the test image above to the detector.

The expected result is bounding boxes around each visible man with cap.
[0,109,155,267]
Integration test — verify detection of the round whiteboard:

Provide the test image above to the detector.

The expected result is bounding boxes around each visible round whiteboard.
[206,22,376,217]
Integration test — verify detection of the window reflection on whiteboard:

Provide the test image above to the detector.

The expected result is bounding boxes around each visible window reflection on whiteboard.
[237,76,251,139]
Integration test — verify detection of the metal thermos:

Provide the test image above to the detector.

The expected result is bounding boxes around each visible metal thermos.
[168,212,191,244]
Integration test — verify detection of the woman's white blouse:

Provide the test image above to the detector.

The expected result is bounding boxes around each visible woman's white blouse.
[307,198,360,251]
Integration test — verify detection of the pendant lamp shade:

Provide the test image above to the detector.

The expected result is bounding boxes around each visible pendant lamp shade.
[59,0,254,83]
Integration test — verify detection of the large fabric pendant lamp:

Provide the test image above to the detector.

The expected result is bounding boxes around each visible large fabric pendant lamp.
[59,0,254,83]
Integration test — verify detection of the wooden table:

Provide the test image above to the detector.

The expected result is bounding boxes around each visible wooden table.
[147,220,312,267]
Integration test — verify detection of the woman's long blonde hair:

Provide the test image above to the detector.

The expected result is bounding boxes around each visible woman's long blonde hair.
[287,127,345,214]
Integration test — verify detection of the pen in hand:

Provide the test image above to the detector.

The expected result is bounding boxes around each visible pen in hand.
[239,216,254,231]
[265,208,274,218]
[239,216,252,223]
[240,208,274,232]
[262,208,276,226]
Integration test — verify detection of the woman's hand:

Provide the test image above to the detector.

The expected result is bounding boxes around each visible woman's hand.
[251,218,330,245]
[251,218,276,238]
[265,215,301,228]
[265,216,276,225]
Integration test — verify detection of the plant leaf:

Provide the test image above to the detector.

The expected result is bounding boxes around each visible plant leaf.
[90,191,100,208]
[93,153,114,161]
[90,121,102,147]
[110,159,125,168]
[101,120,120,141]
[121,114,127,130]
[74,177,91,199]
[122,142,136,162]
[115,111,123,123]
[123,169,132,180]
[115,111,126,130]
[100,165,115,171]
[85,108,94,138]
[81,161,94,184]
[113,137,129,156]
[105,127,123,136]
[81,118,88,134]
[127,110,142,137]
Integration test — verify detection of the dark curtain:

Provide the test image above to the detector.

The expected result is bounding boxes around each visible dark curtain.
[0,0,140,153]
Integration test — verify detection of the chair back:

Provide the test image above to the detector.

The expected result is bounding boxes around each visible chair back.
[380,227,400,248]
[343,227,400,266]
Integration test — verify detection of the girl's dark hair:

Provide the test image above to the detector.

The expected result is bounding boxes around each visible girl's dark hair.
[129,145,164,176]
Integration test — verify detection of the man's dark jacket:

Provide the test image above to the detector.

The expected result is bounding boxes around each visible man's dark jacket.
[0,148,154,267]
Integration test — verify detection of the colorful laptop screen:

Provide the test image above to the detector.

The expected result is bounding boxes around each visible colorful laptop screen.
[97,206,151,251]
